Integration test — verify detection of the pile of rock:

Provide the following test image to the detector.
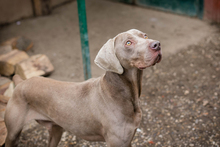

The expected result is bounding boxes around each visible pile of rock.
[0,36,54,146]
[0,36,54,79]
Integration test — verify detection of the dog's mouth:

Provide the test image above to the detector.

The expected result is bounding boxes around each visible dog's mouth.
[138,66,147,70]
[137,53,162,70]
[152,53,162,66]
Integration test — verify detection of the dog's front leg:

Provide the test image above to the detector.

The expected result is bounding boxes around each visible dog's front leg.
[47,125,63,147]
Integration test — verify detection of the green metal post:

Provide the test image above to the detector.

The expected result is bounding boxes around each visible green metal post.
[77,0,91,80]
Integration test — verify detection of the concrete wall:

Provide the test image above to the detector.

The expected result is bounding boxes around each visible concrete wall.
[0,0,33,24]
[0,0,72,25]
[51,0,71,7]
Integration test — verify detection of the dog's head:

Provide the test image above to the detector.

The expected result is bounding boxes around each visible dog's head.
[95,29,162,74]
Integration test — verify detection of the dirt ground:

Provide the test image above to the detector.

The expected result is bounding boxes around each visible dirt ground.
[0,0,219,146]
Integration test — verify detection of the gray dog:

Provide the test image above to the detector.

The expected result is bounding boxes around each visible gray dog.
[4,29,162,147]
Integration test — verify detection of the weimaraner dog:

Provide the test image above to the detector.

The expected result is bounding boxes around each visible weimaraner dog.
[4,29,162,147]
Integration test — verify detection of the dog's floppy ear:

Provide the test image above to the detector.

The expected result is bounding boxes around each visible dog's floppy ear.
[94,39,123,74]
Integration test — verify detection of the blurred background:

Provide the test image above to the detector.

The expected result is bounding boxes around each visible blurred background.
[0,0,219,146]
[0,0,219,81]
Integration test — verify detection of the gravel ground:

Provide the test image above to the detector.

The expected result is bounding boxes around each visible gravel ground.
[17,25,220,147]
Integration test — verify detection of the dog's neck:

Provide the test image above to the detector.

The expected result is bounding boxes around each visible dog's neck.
[121,68,143,97]
[103,68,143,113]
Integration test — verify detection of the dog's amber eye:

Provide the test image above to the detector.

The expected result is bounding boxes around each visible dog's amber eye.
[126,41,132,46]
[144,34,148,39]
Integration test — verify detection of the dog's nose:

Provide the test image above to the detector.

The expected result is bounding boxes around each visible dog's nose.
[150,41,161,51]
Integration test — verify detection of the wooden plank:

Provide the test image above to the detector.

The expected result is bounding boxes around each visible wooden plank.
[33,0,43,16]
[33,0,52,16]
[15,54,54,79]
[0,50,29,76]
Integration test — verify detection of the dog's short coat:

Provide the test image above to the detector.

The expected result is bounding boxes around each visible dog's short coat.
[4,29,162,147]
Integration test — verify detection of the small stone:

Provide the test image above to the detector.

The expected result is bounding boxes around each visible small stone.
[184,90,189,95]
[203,100,209,106]
[136,128,142,132]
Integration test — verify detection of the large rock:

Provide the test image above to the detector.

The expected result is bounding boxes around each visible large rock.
[0,45,12,56]
[0,50,29,76]
[0,77,11,95]
[15,54,54,79]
